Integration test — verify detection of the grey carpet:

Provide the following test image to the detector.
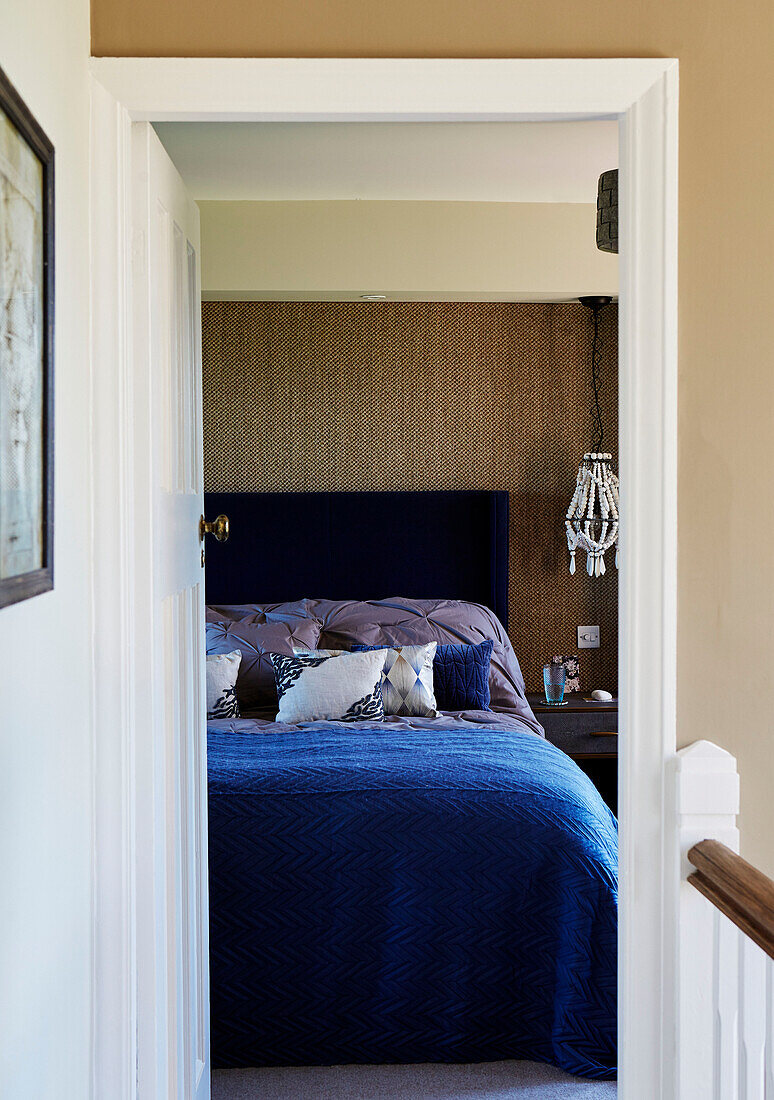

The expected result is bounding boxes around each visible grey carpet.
[212,1062,617,1099]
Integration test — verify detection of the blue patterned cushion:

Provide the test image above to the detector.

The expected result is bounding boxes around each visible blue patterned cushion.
[433,640,494,710]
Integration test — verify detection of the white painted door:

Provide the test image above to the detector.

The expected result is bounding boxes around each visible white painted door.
[132,122,209,1100]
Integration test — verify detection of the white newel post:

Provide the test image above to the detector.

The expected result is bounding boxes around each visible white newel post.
[675,740,740,1100]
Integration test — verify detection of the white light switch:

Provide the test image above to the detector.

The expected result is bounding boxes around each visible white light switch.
[578,625,600,649]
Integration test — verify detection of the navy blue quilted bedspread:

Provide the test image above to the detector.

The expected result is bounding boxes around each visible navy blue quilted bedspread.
[207,722,618,1079]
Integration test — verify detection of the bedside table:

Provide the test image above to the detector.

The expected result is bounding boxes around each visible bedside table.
[526,693,618,815]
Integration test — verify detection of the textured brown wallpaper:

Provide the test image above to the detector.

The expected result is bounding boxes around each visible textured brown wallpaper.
[202,300,618,693]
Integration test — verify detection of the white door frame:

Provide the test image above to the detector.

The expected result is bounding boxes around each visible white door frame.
[89,57,678,1100]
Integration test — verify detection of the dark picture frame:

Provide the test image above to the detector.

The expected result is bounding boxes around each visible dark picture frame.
[0,64,54,609]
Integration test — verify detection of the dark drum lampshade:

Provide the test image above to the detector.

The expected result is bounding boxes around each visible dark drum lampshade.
[596,169,618,254]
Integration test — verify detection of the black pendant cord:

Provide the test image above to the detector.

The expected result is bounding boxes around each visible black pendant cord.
[578,295,612,455]
[590,305,604,454]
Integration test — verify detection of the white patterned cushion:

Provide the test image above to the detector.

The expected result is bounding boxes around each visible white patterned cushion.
[270,649,386,724]
[354,642,438,717]
[206,650,242,719]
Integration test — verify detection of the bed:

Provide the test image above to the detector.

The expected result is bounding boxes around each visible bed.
[204,491,617,1080]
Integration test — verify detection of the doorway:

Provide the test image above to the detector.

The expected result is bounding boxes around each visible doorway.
[89,57,678,1100]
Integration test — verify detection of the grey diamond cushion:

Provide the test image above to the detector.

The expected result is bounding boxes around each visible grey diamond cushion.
[350,642,438,718]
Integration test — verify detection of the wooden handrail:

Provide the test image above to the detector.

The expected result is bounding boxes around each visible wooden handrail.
[688,839,774,961]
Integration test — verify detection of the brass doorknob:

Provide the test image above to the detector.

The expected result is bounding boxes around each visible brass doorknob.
[200,514,230,543]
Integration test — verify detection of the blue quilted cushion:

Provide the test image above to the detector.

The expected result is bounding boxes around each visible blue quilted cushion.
[433,639,493,710]
[353,639,493,711]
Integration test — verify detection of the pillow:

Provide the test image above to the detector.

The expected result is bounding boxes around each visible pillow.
[350,642,438,717]
[433,640,494,711]
[270,650,386,724]
[206,614,323,711]
[206,651,242,720]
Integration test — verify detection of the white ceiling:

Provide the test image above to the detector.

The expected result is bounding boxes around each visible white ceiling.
[153,121,618,203]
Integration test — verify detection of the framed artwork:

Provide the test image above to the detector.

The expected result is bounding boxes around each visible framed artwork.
[0,65,54,609]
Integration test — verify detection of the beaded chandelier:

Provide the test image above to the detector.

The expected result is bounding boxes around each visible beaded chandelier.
[565,296,619,577]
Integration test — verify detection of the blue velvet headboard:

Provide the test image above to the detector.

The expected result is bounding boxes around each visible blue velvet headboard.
[203,490,509,629]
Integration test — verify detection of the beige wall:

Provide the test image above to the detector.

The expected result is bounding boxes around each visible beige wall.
[200,201,617,300]
[91,0,774,873]
[2,0,93,1095]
